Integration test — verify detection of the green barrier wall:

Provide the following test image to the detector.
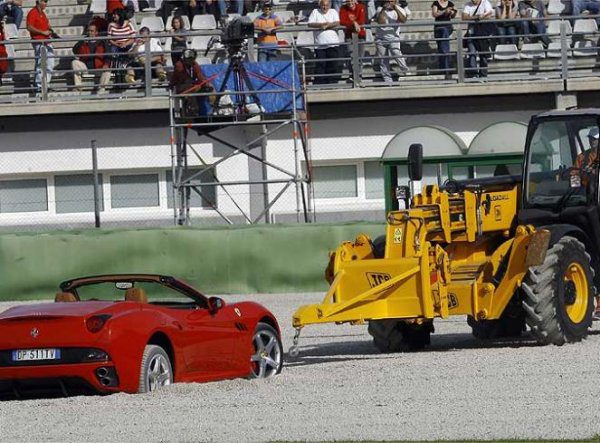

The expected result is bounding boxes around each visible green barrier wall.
[0,223,385,301]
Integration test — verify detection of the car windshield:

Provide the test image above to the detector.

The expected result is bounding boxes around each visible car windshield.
[526,117,600,210]
[72,280,198,306]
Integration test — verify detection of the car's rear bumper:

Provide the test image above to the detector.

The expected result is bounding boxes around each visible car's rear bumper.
[0,363,121,400]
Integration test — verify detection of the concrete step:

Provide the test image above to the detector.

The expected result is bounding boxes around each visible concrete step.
[22,0,83,7]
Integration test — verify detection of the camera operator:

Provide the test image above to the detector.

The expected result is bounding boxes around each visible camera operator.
[170,48,215,117]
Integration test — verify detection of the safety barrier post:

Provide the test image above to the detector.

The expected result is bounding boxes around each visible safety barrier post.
[144,38,152,97]
[40,45,48,101]
[456,27,464,83]
[351,33,360,88]
[560,20,569,81]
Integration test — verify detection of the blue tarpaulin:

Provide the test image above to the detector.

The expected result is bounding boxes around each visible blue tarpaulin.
[198,60,304,115]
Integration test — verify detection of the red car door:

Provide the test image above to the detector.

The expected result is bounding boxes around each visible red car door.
[179,305,241,376]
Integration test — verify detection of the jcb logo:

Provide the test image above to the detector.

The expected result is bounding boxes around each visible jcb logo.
[448,293,459,309]
[366,272,391,288]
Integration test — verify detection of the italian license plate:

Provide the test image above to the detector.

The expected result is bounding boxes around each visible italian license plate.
[12,349,61,362]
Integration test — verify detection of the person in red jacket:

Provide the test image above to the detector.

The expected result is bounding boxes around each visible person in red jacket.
[339,0,366,78]
[72,23,111,93]
[26,0,55,90]
[0,23,9,85]
[170,48,215,118]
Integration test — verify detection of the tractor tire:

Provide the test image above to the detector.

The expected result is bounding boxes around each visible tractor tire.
[371,235,386,259]
[368,319,433,353]
[467,294,526,339]
[521,236,594,345]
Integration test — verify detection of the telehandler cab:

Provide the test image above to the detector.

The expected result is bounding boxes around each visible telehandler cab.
[290,109,600,355]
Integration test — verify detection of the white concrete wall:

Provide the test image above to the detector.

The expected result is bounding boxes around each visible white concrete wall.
[0,109,538,228]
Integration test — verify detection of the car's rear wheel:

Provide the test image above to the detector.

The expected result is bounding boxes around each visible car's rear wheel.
[138,344,173,393]
[250,322,283,378]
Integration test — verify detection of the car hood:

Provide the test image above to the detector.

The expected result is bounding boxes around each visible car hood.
[0,301,118,320]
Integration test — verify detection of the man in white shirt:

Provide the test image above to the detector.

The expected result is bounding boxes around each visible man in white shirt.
[375,0,409,84]
[308,0,342,84]
[461,0,494,78]
[127,26,167,84]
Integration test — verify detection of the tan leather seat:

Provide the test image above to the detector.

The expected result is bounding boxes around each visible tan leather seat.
[124,287,148,303]
[55,292,77,302]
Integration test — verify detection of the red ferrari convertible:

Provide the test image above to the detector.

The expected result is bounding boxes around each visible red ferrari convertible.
[0,274,283,399]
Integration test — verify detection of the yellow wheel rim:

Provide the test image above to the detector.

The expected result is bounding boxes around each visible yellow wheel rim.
[564,262,589,324]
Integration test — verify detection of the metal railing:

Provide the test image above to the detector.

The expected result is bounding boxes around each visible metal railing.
[0,14,598,103]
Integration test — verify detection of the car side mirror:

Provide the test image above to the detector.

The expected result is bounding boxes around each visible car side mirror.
[408,143,423,181]
[208,296,225,314]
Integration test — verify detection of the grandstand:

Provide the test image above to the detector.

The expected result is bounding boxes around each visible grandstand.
[1,0,600,230]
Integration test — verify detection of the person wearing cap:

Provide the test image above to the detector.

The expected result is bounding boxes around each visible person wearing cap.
[26,0,55,91]
[253,2,283,62]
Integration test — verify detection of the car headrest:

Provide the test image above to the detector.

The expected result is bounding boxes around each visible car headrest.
[55,292,77,302]
[124,287,148,304]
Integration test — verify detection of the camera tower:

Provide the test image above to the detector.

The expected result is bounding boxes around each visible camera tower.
[167,38,313,225]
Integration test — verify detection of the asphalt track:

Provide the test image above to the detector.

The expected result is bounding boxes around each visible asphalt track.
[1,293,600,442]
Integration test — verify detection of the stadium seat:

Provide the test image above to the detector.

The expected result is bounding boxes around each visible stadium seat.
[247,12,261,21]
[547,19,572,42]
[547,0,566,14]
[277,10,296,24]
[165,15,191,31]
[493,44,520,60]
[190,35,213,51]
[546,41,565,57]
[296,31,314,47]
[276,31,295,45]
[196,56,212,65]
[572,39,596,56]
[520,42,546,58]
[191,14,217,30]
[90,0,106,14]
[3,23,19,40]
[140,16,165,32]
[573,18,598,34]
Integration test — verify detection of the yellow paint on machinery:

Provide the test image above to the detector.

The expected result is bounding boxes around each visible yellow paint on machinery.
[292,184,550,328]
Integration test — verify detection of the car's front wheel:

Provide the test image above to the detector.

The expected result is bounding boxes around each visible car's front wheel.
[250,322,283,378]
[138,344,173,393]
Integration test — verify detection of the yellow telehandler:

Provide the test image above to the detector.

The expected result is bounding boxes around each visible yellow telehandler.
[290,109,600,355]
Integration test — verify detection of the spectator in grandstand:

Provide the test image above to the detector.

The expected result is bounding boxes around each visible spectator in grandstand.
[431,0,456,79]
[72,23,111,93]
[462,0,494,78]
[571,0,600,25]
[107,8,136,84]
[170,15,188,66]
[375,0,410,84]
[170,48,215,118]
[129,26,167,83]
[253,1,282,62]
[26,0,55,91]
[89,15,109,35]
[517,0,550,47]
[160,0,202,24]
[0,22,8,86]
[308,0,342,85]
[0,0,23,29]
[219,0,244,16]
[495,0,518,45]
[340,0,367,76]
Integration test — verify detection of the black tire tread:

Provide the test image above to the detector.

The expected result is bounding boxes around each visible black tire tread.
[522,236,594,346]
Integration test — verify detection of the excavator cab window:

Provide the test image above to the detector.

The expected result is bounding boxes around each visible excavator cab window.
[525,117,600,211]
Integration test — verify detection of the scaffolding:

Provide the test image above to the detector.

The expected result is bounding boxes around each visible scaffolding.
[168,46,313,226]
